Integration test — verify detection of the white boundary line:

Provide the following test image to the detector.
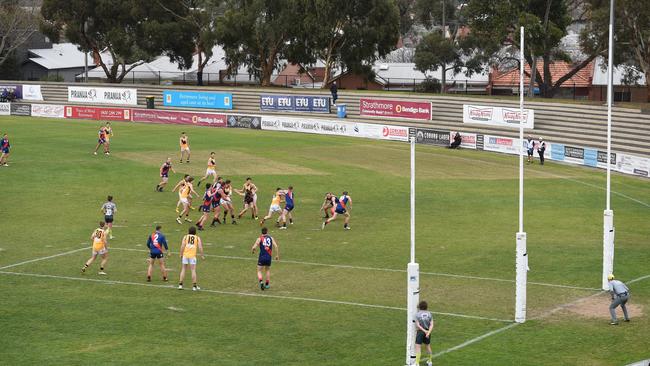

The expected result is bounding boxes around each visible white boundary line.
[0,270,512,323]
[432,323,519,359]
[0,247,88,270]
[432,272,650,360]
[110,247,601,291]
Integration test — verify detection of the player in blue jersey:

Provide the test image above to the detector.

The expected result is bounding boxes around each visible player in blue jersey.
[156,158,175,192]
[251,227,279,290]
[322,191,352,230]
[0,133,10,167]
[146,225,169,282]
[195,183,214,230]
[279,186,295,229]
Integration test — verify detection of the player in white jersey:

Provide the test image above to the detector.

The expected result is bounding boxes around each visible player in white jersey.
[101,195,117,239]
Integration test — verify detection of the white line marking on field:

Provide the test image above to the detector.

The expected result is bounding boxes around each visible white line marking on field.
[432,323,519,359]
[167,306,185,312]
[537,170,650,208]
[112,225,128,228]
[0,247,88,270]
[108,247,598,291]
[0,270,512,322]
[433,272,650,359]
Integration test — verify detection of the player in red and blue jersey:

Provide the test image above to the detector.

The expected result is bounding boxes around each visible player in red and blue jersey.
[195,183,214,230]
[251,227,279,290]
[156,158,175,192]
[146,225,169,282]
[210,178,224,226]
[93,126,108,156]
[0,133,10,167]
[279,186,295,229]
[322,191,352,230]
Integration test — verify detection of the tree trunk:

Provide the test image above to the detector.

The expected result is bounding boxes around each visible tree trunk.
[260,59,274,87]
[540,55,553,98]
[322,51,333,88]
[646,72,650,102]
[197,50,204,86]
[528,55,537,97]
[440,0,446,94]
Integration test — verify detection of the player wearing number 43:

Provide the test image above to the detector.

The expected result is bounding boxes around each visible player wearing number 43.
[82,222,109,275]
[178,226,205,291]
[251,227,279,291]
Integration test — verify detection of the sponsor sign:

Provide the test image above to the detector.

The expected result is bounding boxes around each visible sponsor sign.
[483,135,523,155]
[65,106,131,121]
[476,134,485,150]
[261,116,349,136]
[358,124,410,141]
[414,128,450,146]
[68,86,138,106]
[463,104,534,129]
[583,148,598,167]
[260,115,409,141]
[616,154,650,177]
[260,95,330,113]
[359,98,432,120]
[227,115,261,129]
[22,85,43,101]
[551,143,565,161]
[31,104,65,118]
[0,84,22,99]
[0,103,10,116]
[597,150,616,168]
[163,90,233,110]
[132,109,227,127]
[10,103,31,116]
[563,145,585,164]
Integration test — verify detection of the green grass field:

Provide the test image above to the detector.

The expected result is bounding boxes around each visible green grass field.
[0,116,648,365]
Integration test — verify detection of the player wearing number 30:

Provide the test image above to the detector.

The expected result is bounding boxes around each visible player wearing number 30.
[251,227,279,291]
[101,195,117,239]
[82,222,109,275]
[178,226,204,291]
[146,225,168,282]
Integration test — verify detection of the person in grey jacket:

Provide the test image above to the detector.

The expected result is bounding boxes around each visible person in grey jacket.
[607,274,630,325]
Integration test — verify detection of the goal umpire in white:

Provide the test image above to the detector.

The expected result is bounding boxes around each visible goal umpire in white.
[607,274,630,325]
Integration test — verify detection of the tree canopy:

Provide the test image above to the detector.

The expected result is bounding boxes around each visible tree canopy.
[290,0,400,87]
[41,0,191,83]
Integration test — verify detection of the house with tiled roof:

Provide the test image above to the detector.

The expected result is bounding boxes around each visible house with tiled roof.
[589,57,648,103]
[489,60,594,99]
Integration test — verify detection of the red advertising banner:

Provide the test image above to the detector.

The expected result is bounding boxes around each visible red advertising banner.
[131,109,227,127]
[359,98,432,120]
[65,106,131,121]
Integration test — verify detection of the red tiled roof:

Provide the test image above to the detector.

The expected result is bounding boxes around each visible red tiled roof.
[491,60,594,88]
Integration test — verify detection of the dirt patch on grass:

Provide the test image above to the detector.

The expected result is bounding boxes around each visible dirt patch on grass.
[563,293,644,320]
[115,150,326,176]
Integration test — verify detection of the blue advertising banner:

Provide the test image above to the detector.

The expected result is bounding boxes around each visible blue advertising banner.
[583,148,598,167]
[551,143,565,161]
[163,90,233,109]
[260,95,330,113]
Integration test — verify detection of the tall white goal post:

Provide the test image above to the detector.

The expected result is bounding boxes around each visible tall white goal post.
[514,26,528,324]
[405,137,420,365]
[602,0,616,291]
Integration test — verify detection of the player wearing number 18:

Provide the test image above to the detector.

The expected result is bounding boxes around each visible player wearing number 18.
[251,227,279,291]
[178,226,204,291]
